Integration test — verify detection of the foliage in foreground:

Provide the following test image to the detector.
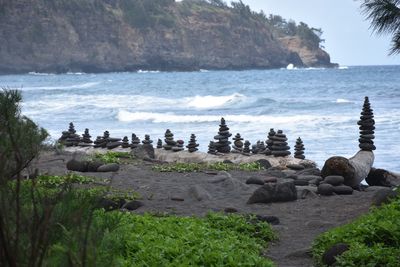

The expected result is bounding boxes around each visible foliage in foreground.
[152,161,263,172]
[312,194,400,266]
[90,151,132,164]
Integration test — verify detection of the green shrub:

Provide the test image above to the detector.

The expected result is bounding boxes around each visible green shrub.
[312,196,400,266]
[152,161,263,172]
[91,151,131,164]
[37,173,94,187]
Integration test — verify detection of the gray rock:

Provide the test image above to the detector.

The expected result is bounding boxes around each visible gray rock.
[309,177,323,185]
[299,188,318,199]
[322,243,349,266]
[265,169,287,178]
[366,168,395,187]
[256,159,272,169]
[287,164,305,170]
[294,179,309,186]
[297,175,322,181]
[224,207,238,213]
[87,161,103,172]
[131,144,155,159]
[97,163,120,172]
[66,159,88,172]
[324,175,345,186]
[264,177,278,183]
[333,185,353,195]
[371,188,399,207]
[296,167,321,176]
[189,185,212,201]
[254,215,280,225]
[122,200,143,211]
[246,177,265,185]
[171,197,185,201]
[247,182,297,204]
[318,184,334,196]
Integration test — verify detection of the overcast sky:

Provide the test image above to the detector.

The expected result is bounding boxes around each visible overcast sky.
[241,0,400,66]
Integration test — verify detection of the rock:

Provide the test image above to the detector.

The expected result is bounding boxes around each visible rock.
[246,177,265,185]
[66,159,88,172]
[232,133,244,153]
[186,134,199,153]
[321,156,355,185]
[96,198,120,211]
[371,188,399,207]
[122,200,144,211]
[131,144,155,159]
[255,215,280,225]
[333,185,353,195]
[297,175,322,181]
[214,118,232,153]
[287,164,305,170]
[97,163,120,172]
[299,188,318,199]
[224,207,238,213]
[247,182,297,204]
[294,179,309,186]
[294,137,306,159]
[87,161,103,172]
[270,130,291,157]
[323,175,345,186]
[322,243,349,266]
[309,177,323,185]
[296,167,321,176]
[366,168,394,187]
[265,169,287,178]
[171,197,185,201]
[106,141,122,149]
[264,177,278,183]
[256,159,272,169]
[348,150,374,188]
[318,184,334,196]
[189,185,212,201]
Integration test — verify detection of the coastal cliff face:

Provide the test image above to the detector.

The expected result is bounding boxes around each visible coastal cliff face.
[0,0,336,73]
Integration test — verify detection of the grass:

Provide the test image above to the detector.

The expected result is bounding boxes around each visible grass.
[152,161,264,172]
[37,173,94,187]
[312,190,400,266]
[90,151,132,164]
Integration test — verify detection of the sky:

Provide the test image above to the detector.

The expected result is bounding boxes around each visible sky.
[241,0,400,66]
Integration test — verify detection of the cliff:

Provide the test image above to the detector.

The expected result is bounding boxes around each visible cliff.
[0,0,337,74]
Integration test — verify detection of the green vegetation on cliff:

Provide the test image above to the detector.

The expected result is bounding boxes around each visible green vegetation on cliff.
[0,0,335,73]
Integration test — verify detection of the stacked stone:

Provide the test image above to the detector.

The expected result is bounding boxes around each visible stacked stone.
[172,140,184,152]
[358,96,376,151]
[265,128,275,155]
[142,134,153,145]
[294,137,305,159]
[257,141,268,154]
[186,134,199,152]
[318,176,353,196]
[93,131,110,148]
[252,141,259,154]
[243,140,251,154]
[156,139,163,149]
[163,129,176,150]
[270,130,291,157]
[208,141,217,154]
[232,133,244,153]
[106,132,122,149]
[59,122,81,146]
[130,134,140,149]
[214,117,232,153]
[79,128,93,146]
[121,136,130,148]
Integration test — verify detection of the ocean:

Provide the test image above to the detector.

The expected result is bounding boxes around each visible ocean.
[1,65,399,171]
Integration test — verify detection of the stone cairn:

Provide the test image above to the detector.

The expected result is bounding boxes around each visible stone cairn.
[79,128,93,146]
[163,129,176,150]
[243,140,251,154]
[214,117,232,153]
[106,133,122,149]
[173,140,185,152]
[186,134,199,152]
[121,136,130,148]
[131,134,140,149]
[270,130,291,157]
[253,141,268,154]
[59,122,81,146]
[207,141,217,154]
[294,137,305,159]
[94,131,110,148]
[265,128,275,155]
[232,133,244,153]
[156,139,163,149]
[142,134,153,145]
[358,96,376,151]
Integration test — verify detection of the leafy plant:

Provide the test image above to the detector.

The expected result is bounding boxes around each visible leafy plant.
[37,173,95,187]
[91,151,132,164]
[152,161,263,172]
[312,196,400,266]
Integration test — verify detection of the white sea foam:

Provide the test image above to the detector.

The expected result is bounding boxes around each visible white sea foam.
[66,72,86,75]
[28,72,55,76]
[21,82,101,91]
[335,98,353,103]
[117,110,352,125]
[185,93,246,109]
[137,70,160,74]
[338,66,349,69]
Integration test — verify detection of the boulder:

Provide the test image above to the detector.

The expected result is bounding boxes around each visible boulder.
[224,207,238,213]
[366,168,396,187]
[189,185,212,201]
[131,144,155,159]
[296,167,321,176]
[321,156,355,184]
[299,188,318,199]
[371,188,399,207]
[96,198,120,211]
[318,184,334,196]
[254,215,280,225]
[66,159,88,172]
[97,163,120,172]
[333,185,353,195]
[322,243,349,266]
[246,177,265,185]
[348,150,374,188]
[122,200,144,211]
[323,175,345,186]
[286,164,305,170]
[256,159,272,169]
[247,182,297,204]
[87,161,103,172]
[294,179,309,186]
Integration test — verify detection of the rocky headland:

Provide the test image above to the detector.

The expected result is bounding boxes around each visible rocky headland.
[0,0,337,74]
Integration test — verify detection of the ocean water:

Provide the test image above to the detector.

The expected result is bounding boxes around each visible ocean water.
[1,65,399,171]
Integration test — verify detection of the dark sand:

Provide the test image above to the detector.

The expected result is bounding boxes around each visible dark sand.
[33,151,379,267]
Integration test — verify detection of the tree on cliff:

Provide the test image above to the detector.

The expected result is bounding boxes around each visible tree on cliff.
[361,0,400,54]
